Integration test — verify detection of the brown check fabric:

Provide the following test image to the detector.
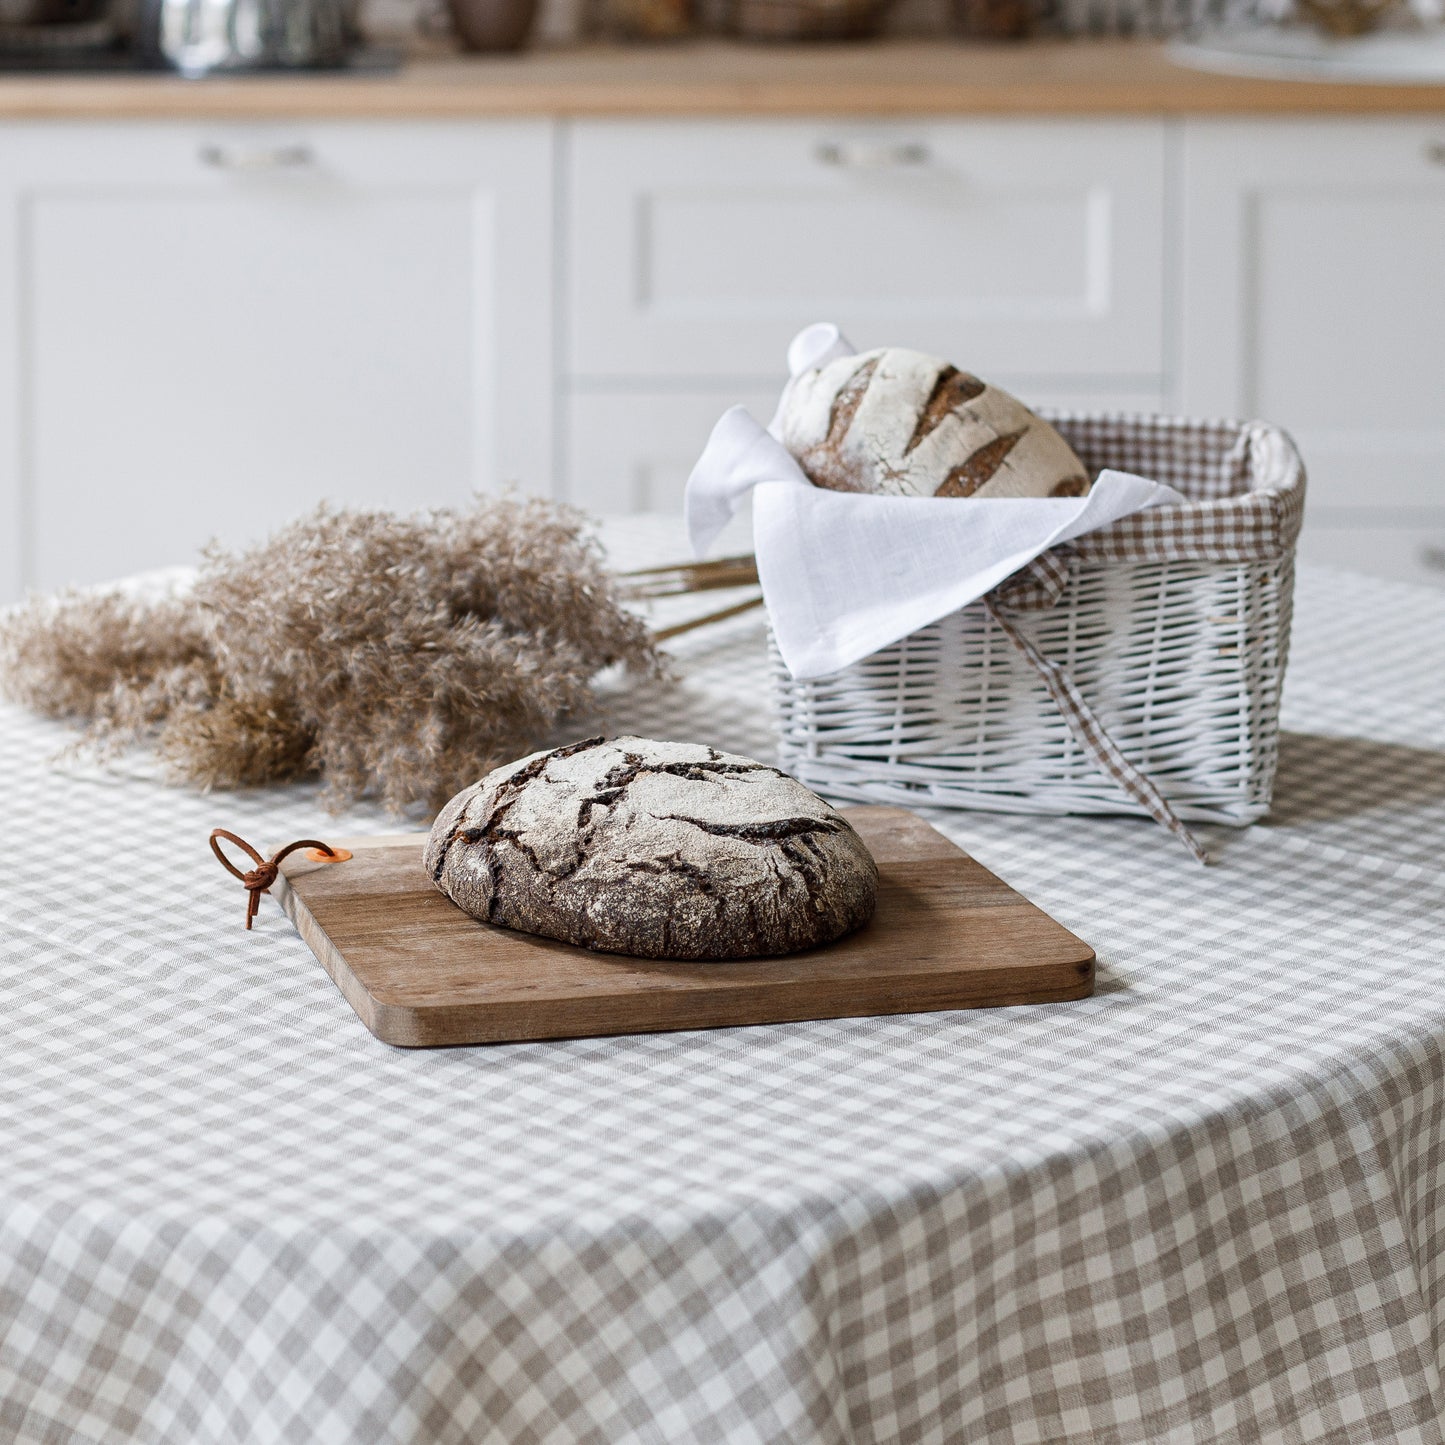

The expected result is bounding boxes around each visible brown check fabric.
[2,523,1443,1445]
[1046,412,1307,564]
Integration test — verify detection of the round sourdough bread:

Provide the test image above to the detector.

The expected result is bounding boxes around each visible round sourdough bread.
[777,346,1090,500]
[424,735,878,960]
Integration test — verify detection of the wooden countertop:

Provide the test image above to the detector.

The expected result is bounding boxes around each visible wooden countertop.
[3,38,1445,119]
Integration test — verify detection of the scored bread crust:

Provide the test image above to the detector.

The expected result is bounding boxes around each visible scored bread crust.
[424,736,879,960]
[778,347,1089,500]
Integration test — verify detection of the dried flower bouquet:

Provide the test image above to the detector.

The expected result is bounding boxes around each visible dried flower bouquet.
[0,498,663,816]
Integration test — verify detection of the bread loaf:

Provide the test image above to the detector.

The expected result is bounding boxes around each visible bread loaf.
[777,346,1089,500]
[425,736,879,960]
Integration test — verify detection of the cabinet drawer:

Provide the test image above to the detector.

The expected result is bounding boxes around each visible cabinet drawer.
[566,120,1167,383]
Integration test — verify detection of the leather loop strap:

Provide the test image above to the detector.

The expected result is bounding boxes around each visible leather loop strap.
[209,829,341,930]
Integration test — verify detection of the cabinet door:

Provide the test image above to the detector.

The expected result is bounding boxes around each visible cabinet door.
[1180,121,1445,580]
[566,120,1166,386]
[0,121,552,598]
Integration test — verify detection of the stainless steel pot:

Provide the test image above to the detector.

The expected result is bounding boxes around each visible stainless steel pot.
[137,0,355,73]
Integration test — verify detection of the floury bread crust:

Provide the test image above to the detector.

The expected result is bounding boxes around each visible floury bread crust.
[424,736,879,960]
[778,346,1090,500]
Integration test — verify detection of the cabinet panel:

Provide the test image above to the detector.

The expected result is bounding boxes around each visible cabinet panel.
[0,122,552,597]
[567,120,1167,383]
[1180,121,1445,517]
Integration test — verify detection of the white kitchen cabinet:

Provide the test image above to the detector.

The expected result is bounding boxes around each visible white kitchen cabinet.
[0,121,552,598]
[565,119,1167,388]
[1180,120,1445,587]
[4,109,1444,600]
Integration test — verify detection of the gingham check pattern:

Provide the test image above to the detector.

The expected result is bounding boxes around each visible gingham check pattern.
[1045,413,1307,564]
[3,519,1445,1445]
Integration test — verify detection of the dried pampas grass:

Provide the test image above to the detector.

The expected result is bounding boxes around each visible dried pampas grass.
[0,498,661,815]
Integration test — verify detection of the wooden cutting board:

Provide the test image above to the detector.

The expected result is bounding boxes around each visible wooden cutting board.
[274,805,1093,1048]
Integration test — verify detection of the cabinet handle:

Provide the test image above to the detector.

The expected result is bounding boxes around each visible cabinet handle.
[814,139,931,171]
[1426,141,1445,166]
[199,143,315,172]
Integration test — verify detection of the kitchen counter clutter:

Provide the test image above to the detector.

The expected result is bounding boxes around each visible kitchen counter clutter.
[3,37,1445,118]
[3,523,1445,1442]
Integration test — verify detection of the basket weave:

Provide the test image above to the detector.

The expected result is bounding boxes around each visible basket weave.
[771,412,1305,829]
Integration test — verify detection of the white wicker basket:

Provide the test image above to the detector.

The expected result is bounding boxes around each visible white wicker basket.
[771,412,1306,829]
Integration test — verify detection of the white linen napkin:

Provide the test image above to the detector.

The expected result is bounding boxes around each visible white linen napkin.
[685,324,1186,681]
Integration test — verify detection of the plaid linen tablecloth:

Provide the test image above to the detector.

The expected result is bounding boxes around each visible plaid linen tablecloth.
[3,529,1445,1445]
